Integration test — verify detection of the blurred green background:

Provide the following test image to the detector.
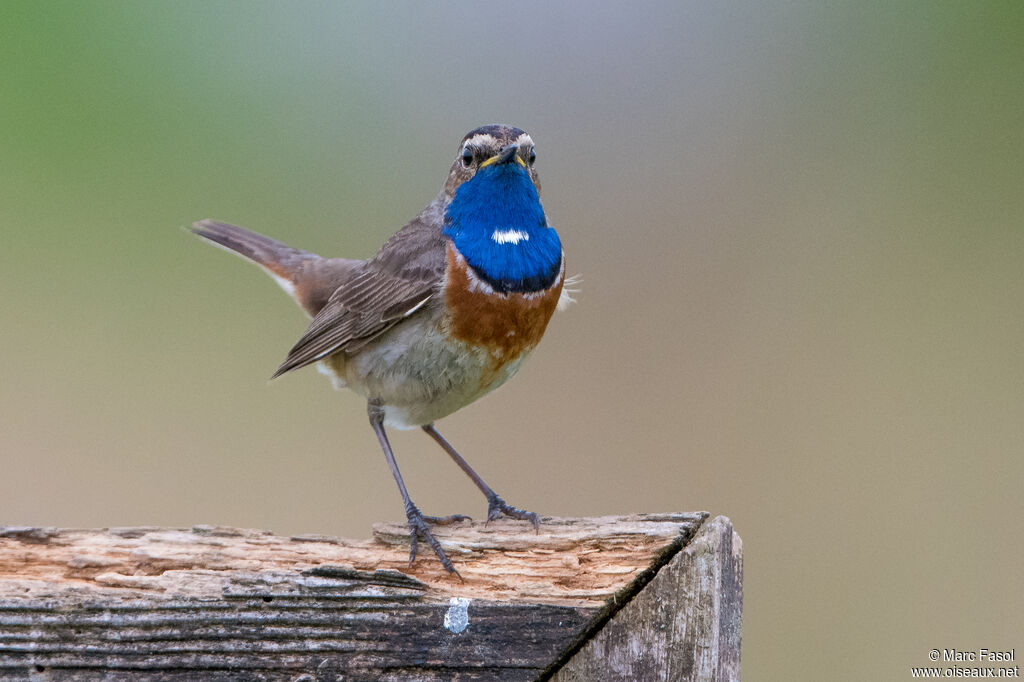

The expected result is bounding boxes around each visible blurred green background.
[2,1,1021,678]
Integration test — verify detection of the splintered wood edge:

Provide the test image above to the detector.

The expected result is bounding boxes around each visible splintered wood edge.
[0,512,708,608]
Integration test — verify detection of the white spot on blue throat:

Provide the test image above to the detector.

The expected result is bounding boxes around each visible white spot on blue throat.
[443,161,562,292]
[491,228,530,245]
[444,597,471,634]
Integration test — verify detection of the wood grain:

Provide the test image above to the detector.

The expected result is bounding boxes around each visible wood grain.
[0,512,740,681]
[549,515,743,681]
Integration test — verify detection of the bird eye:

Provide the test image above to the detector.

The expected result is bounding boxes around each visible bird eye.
[461,148,473,167]
[528,148,537,165]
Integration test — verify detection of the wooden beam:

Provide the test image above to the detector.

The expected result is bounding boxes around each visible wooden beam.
[0,512,741,681]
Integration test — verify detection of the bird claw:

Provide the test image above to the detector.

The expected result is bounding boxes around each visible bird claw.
[486,494,540,532]
[405,506,463,578]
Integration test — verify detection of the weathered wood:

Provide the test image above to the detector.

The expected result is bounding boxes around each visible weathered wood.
[0,513,741,681]
[549,516,743,681]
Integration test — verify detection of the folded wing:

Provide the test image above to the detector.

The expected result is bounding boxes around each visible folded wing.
[272,219,447,377]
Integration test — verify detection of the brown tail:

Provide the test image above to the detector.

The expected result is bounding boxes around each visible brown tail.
[191,219,318,277]
[190,219,361,316]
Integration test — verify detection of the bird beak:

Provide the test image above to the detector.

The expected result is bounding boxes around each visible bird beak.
[480,144,525,168]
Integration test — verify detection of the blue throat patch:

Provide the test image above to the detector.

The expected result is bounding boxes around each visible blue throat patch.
[443,163,562,294]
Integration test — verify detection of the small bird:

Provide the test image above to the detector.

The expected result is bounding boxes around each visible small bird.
[191,125,572,575]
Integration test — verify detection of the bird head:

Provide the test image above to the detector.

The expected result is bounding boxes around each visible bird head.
[441,125,540,200]
[438,125,560,294]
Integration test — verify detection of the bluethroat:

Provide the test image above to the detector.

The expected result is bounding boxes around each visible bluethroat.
[191,125,572,575]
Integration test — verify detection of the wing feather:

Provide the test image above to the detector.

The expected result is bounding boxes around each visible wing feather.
[271,219,446,378]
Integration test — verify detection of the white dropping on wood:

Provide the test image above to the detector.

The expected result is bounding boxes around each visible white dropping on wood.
[444,597,471,634]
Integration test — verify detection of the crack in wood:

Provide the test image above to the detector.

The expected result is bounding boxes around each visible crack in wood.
[535,513,708,681]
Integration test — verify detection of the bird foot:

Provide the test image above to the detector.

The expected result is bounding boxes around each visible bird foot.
[486,494,540,532]
[405,505,464,578]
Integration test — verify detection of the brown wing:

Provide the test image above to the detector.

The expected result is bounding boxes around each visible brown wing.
[271,218,447,378]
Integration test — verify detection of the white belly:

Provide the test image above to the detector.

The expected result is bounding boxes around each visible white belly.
[318,311,530,429]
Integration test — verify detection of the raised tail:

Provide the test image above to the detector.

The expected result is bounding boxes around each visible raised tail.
[191,219,318,274]
[190,219,361,316]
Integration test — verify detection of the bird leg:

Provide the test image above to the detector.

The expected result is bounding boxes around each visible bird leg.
[421,424,540,531]
[367,402,463,576]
